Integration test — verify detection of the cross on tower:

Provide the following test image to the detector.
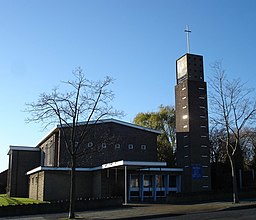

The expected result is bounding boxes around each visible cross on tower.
[184,25,191,54]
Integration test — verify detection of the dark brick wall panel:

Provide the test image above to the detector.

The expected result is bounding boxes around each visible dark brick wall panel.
[7,150,41,197]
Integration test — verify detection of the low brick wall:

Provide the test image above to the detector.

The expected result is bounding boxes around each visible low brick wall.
[0,197,123,217]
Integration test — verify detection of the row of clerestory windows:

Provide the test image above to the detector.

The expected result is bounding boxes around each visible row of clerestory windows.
[85,142,147,150]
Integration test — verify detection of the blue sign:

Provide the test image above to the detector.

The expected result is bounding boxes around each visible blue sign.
[192,164,202,179]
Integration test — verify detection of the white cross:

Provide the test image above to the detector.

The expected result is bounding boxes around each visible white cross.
[184,25,191,54]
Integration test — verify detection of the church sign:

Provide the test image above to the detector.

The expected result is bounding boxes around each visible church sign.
[192,164,202,180]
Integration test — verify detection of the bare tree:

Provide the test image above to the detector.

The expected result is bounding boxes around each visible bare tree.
[209,127,227,164]
[241,127,256,167]
[25,68,122,219]
[209,61,256,203]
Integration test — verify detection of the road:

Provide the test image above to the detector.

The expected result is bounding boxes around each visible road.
[154,207,256,220]
[2,203,256,220]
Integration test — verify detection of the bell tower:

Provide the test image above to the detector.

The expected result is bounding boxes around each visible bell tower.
[175,53,211,192]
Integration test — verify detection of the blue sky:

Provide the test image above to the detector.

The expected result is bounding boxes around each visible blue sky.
[1,0,256,172]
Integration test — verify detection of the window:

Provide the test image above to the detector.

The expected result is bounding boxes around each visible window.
[200,116,206,119]
[201,145,207,148]
[87,142,93,148]
[141,145,147,150]
[184,135,188,138]
[184,155,189,158]
[102,143,107,149]
[182,96,187,100]
[200,106,205,109]
[128,144,134,150]
[130,175,139,188]
[156,175,165,188]
[169,176,176,187]
[144,175,153,187]
[201,135,207,138]
[182,106,187,109]
[183,125,188,128]
[200,125,206,128]
[115,143,121,149]
[182,115,188,119]
[184,145,189,148]
[182,87,186,91]
[199,96,205,99]
[201,155,208,158]
[198,87,205,90]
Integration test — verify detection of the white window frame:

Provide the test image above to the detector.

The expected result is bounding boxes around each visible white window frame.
[128,144,134,150]
[115,143,121,149]
[141,144,147,150]
[88,142,93,148]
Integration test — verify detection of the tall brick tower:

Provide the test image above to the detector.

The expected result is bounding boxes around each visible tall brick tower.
[175,53,211,192]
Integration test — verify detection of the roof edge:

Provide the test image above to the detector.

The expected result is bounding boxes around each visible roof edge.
[26,160,172,175]
[71,118,162,135]
[26,166,102,175]
[8,146,39,155]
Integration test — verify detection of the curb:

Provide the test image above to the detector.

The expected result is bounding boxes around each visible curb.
[113,202,256,220]
[222,203,256,212]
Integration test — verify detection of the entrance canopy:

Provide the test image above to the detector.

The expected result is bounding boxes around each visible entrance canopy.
[27,160,183,175]
[102,160,167,170]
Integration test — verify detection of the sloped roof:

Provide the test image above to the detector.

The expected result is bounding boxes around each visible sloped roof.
[36,118,161,146]
[74,118,162,134]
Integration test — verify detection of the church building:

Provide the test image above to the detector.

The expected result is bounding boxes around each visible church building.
[7,119,182,202]
[6,51,211,202]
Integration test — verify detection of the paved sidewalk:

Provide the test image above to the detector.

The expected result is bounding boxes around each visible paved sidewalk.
[2,200,256,219]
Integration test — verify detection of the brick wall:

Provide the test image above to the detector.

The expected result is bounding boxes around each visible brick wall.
[0,170,7,193]
[29,170,93,201]
[57,122,158,168]
[38,131,59,167]
[29,172,45,200]
[7,150,41,197]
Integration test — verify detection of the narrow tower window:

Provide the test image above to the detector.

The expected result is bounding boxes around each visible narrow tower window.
[182,115,188,119]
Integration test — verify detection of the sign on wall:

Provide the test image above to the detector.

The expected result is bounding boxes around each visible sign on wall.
[192,164,202,180]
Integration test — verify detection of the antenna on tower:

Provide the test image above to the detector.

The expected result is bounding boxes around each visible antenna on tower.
[184,25,191,54]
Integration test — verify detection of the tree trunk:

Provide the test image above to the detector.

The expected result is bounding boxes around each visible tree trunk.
[229,156,239,203]
[68,155,76,219]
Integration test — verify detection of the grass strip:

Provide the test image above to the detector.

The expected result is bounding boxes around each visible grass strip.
[0,194,45,206]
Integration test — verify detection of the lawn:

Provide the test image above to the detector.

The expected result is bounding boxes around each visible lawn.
[0,194,45,206]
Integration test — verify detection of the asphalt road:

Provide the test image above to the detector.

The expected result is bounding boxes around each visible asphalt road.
[154,208,256,220]
[2,202,256,220]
